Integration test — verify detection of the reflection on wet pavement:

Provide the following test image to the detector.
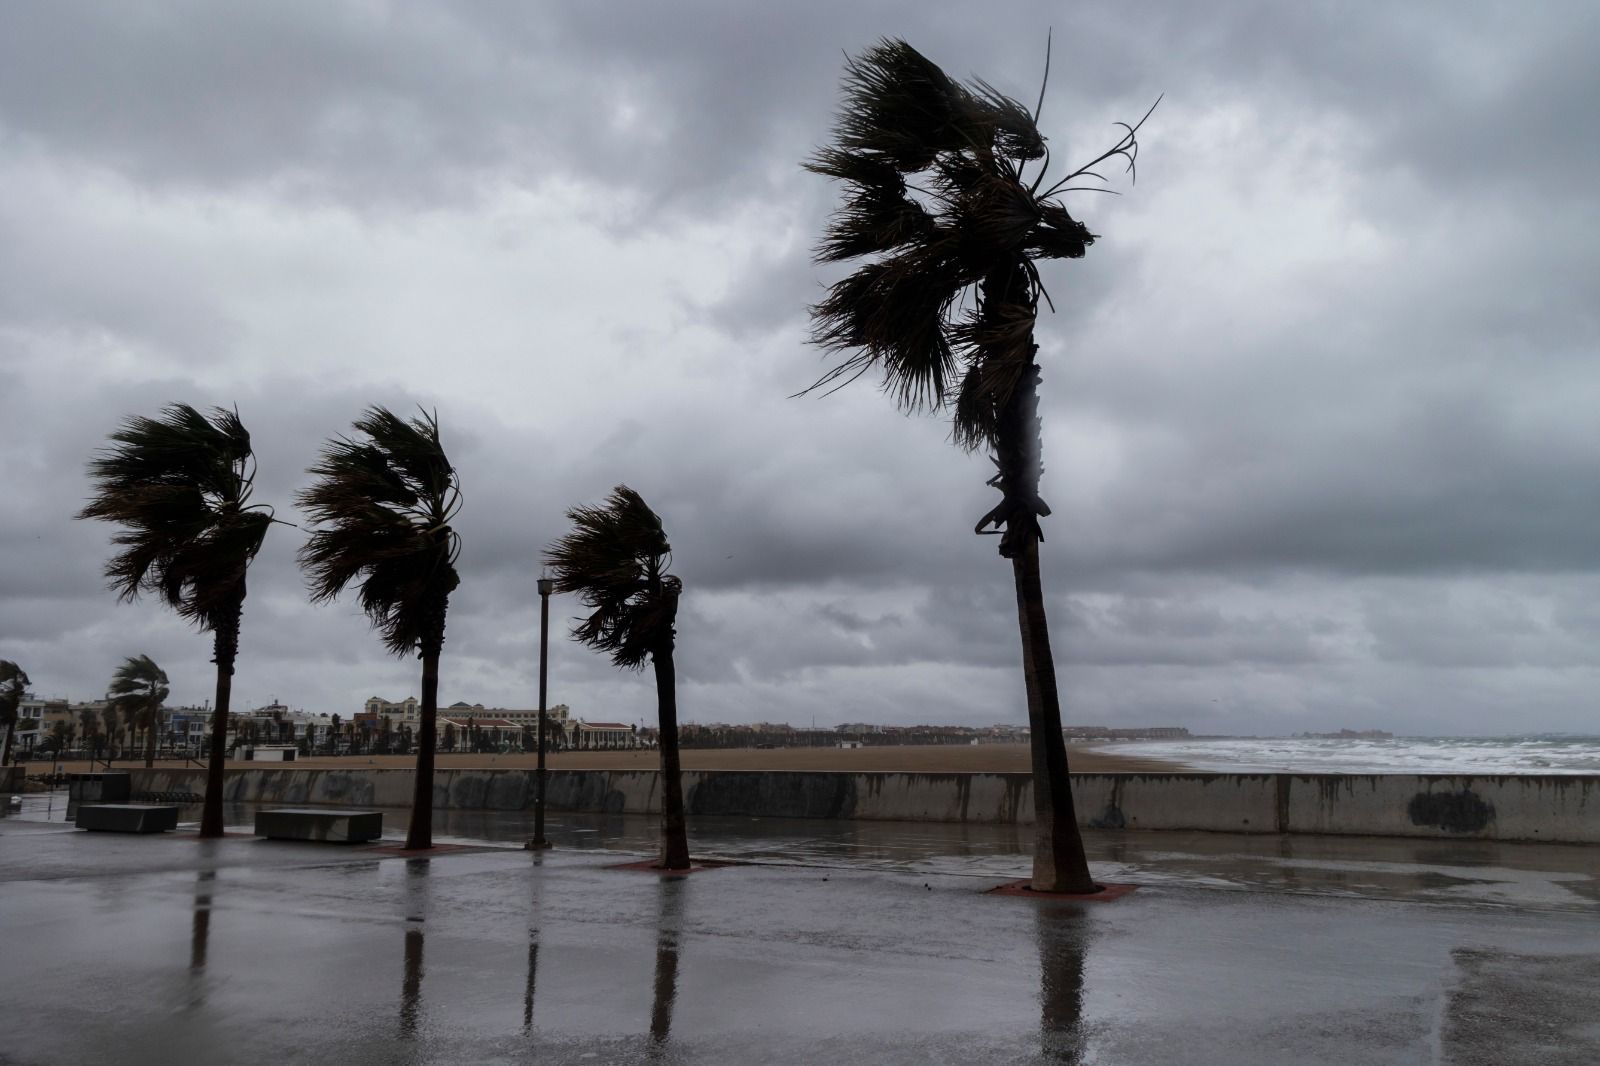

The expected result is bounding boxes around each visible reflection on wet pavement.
[399,859,429,1039]
[1036,906,1091,1064]
[650,879,685,1052]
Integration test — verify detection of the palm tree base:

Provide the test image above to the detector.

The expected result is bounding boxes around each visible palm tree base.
[990,879,1134,901]
[1030,805,1098,894]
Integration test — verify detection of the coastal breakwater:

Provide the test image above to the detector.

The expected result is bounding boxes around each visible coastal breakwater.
[124,768,1600,844]
[128,768,1600,845]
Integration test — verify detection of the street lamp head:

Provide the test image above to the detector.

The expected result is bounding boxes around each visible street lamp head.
[537,577,555,596]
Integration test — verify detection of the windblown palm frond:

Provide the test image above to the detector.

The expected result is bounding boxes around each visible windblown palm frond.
[545,486,680,671]
[0,661,29,724]
[78,404,272,631]
[107,654,170,728]
[297,407,462,657]
[803,38,1150,449]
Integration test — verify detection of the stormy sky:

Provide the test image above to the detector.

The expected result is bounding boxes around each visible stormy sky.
[3,2,1598,736]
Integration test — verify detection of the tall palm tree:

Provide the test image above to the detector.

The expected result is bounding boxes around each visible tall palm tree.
[79,404,274,836]
[804,39,1154,893]
[108,655,171,769]
[0,661,30,767]
[546,486,689,870]
[298,407,462,851]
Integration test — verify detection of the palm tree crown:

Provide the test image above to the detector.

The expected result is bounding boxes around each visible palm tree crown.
[1,660,30,765]
[0,661,27,719]
[297,407,462,657]
[78,404,273,629]
[108,655,170,730]
[545,486,681,669]
[806,40,1152,557]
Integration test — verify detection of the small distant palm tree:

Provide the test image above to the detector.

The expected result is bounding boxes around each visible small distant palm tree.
[804,39,1154,892]
[48,720,73,755]
[100,704,120,763]
[108,655,171,769]
[79,404,274,836]
[546,486,689,870]
[77,705,100,761]
[298,407,462,851]
[0,661,30,766]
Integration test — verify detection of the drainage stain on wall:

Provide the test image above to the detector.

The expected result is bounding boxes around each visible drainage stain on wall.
[1407,789,1495,834]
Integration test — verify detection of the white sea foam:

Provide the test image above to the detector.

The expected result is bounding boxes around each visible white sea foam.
[1099,735,1600,775]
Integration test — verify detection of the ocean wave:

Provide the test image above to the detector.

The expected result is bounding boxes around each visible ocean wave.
[1103,735,1600,774]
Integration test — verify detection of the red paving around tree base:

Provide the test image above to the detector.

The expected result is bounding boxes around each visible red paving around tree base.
[986,880,1139,902]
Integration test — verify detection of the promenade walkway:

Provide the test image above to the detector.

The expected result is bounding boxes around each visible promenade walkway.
[1,796,1596,1063]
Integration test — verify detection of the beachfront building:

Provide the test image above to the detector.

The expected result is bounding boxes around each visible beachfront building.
[364,697,571,734]
[164,707,209,753]
[12,696,54,753]
[282,711,336,750]
[440,701,571,731]
[41,700,81,735]
[571,720,637,750]
[365,695,420,725]
[438,715,525,753]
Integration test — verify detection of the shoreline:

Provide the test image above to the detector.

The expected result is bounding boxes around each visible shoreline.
[22,742,1187,778]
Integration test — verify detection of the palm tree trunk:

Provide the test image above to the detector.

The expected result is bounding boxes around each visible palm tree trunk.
[1,719,14,766]
[406,647,440,850]
[653,646,691,870]
[144,693,158,769]
[982,265,1096,894]
[200,596,242,839]
[1013,537,1095,892]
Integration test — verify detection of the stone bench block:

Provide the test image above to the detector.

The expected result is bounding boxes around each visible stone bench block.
[68,772,132,804]
[255,808,383,843]
[75,803,180,833]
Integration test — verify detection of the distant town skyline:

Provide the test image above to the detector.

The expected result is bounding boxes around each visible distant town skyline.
[4,4,1600,736]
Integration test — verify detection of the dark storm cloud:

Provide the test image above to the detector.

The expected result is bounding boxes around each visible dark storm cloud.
[3,2,1600,733]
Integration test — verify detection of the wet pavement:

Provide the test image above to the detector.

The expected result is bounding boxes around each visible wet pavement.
[2,792,1598,1064]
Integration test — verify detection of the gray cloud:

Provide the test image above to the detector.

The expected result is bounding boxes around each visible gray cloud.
[3,2,1599,735]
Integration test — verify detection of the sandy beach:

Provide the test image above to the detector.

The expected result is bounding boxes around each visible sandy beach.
[27,742,1184,778]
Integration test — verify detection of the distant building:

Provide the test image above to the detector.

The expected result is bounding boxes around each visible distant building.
[1064,725,1191,741]
[370,697,570,731]
[571,721,636,750]
[438,716,524,752]
[365,695,420,724]
[165,708,209,751]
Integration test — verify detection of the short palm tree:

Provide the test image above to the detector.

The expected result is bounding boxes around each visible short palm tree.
[298,407,462,851]
[79,404,274,835]
[77,706,100,761]
[100,704,120,762]
[0,660,30,767]
[108,655,171,769]
[546,486,689,870]
[804,39,1154,893]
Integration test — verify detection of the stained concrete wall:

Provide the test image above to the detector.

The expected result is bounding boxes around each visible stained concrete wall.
[125,767,1600,844]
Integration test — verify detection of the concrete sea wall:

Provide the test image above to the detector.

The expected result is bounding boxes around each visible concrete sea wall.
[125,767,1600,844]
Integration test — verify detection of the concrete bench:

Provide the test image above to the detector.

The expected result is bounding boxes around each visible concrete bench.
[75,804,180,833]
[254,809,383,844]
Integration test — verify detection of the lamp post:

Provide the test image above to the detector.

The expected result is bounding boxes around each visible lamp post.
[528,576,555,850]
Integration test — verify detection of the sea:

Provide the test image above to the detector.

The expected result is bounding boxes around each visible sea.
[1101,734,1600,775]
